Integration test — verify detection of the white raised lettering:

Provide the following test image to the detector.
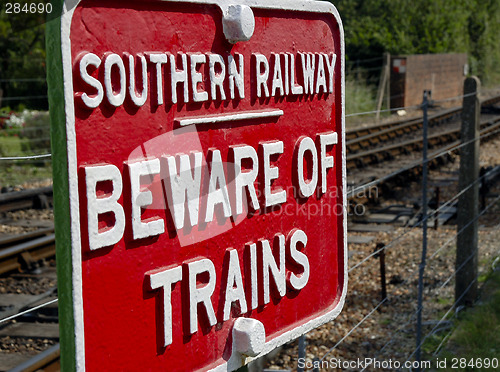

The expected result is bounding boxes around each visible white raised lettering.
[315,53,327,94]
[228,53,245,99]
[324,53,337,94]
[255,53,270,98]
[300,53,315,95]
[170,53,189,104]
[148,266,182,347]
[209,54,226,101]
[247,242,258,310]
[205,149,232,223]
[149,53,168,105]
[296,136,318,198]
[287,229,310,290]
[289,53,303,95]
[262,141,286,208]
[319,132,338,193]
[128,159,165,240]
[262,234,286,304]
[164,152,202,229]
[127,54,148,107]
[222,249,248,321]
[188,259,217,334]
[104,53,126,107]
[85,164,125,250]
[79,53,103,108]
[231,145,259,215]
[190,54,209,103]
[271,53,284,97]
[283,53,290,96]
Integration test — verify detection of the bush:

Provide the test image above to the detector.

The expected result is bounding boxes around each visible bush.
[19,110,50,154]
[345,74,377,127]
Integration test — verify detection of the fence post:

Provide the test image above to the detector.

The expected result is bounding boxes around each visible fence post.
[375,53,390,122]
[297,335,306,372]
[456,77,481,307]
[415,90,430,369]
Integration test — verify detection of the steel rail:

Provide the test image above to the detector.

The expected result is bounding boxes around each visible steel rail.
[344,93,500,148]
[8,344,60,372]
[346,116,500,170]
[345,106,461,141]
[0,226,54,248]
[0,186,53,213]
[0,234,56,275]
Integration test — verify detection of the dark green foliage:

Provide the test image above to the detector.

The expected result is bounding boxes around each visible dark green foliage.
[0,8,47,110]
[333,0,500,84]
[431,271,500,371]
[20,110,50,154]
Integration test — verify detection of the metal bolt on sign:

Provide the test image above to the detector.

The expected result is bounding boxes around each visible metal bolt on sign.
[222,4,256,43]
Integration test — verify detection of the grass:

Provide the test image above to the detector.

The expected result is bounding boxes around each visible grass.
[344,73,395,129]
[0,164,53,187]
[345,74,379,127]
[0,135,24,156]
[435,297,453,306]
[428,270,500,371]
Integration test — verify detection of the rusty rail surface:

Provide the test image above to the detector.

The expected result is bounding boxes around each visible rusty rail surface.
[1,95,499,216]
[0,233,55,275]
[0,95,498,278]
[345,94,500,150]
[8,344,60,372]
[0,186,53,214]
[347,116,500,170]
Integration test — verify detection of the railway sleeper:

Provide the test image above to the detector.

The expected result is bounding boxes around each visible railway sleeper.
[20,251,37,271]
[401,147,411,155]
[347,144,362,153]
[32,194,51,210]
[429,158,441,170]
[379,134,389,141]
[369,154,383,164]
[0,257,21,276]
[388,149,399,158]
[360,139,372,148]
[354,159,366,169]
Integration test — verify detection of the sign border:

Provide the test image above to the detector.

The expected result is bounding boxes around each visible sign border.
[47,1,346,370]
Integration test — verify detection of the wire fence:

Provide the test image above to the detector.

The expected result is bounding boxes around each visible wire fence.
[360,194,500,371]
[294,83,500,371]
[0,58,500,371]
[0,298,58,325]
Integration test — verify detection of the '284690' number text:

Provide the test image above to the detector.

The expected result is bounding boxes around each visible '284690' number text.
[5,2,52,14]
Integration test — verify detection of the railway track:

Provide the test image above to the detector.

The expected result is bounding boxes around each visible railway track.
[0,187,52,214]
[8,344,60,372]
[0,95,500,371]
[0,229,55,276]
[0,95,499,276]
[345,106,461,147]
[0,248,58,371]
[347,115,500,170]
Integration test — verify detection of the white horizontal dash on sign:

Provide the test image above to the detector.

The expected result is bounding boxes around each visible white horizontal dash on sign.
[175,109,284,127]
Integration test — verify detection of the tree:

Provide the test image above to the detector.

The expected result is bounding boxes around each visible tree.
[0,8,47,110]
[333,0,500,84]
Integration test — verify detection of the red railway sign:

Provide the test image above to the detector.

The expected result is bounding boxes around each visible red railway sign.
[48,0,346,370]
